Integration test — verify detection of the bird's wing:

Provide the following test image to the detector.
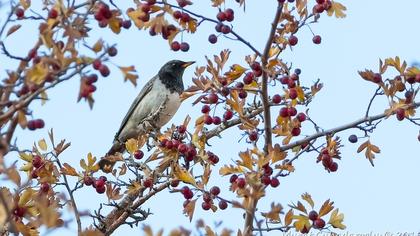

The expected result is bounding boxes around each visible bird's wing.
[114,76,156,140]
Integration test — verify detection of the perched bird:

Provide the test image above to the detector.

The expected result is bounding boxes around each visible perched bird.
[99,60,194,172]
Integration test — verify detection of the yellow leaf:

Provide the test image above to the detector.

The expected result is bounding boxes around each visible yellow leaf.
[120,66,138,86]
[125,138,138,154]
[19,152,32,162]
[326,1,347,18]
[268,144,287,164]
[92,39,103,53]
[285,209,293,226]
[26,63,48,85]
[268,47,280,58]
[219,165,245,176]
[61,163,79,176]
[301,193,314,209]
[237,151,253,170]
[19,188,35,206]
[174,164,197,186]
[17,110,27,129]
[329,208,346,229]
[261,203,282,223]
[20,0,30,9]
[38,139,47,151]
[293,215,311,232]
[318,199,334,217]
[224,64,246,80]
[205,226,216,236]
[109,18,121,34]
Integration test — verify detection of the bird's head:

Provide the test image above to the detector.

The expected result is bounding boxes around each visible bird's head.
[158,60,195,80]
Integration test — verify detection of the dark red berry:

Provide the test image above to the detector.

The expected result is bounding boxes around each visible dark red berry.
[280,76,290,85]
[291,127,301,136]
[396,108,405,121]
[86,74,98,84]
[173,10,182,19]
[180,42,190,52]
[297,113,306,122]
[217,11,227,21]
[316,0,325,4]
[218,200,228,210]
[221,25,231,34]
[180,12,190,22]
[213,116,221,125]
[308,210,318,221]
[134,150,144,159]
[99,65,110,77]
[32,155,42,168]
[238,90,247,99]
[34,119,45,129]
[94,179,105,189]
[210,186,220,196]
[122,20,132,29]
[261,175,271,185]
[93,59,102,70]
[15,8,24,18]
[235,82,244,88]
[249,131,258,141]
[147,0,157,4]
[96,185,106,194]
[204,116,213,125]
[313,218,326,229]
[107,47,118,57]
[201,105,211,113]
[279,107,289,118]
[143,178,153,188]
[221,86,230,96]
[99,176,107,182]
[84,176,94,186]
[215,23,223,32]
[348,134,358,143]
[182,187,194,199]
[171,41,181,51]
[270,177,280,188]
[230,174,238,183]
[208,93,219,104]
[170,179,180,187]
[312,35,322,44]
[288,35,298,46]
[202,192,212,203]
[289,88,298,99]
[31,170,38,178]
[224,110,233,120]
[314,4,325,13]
[177,125,187,134]
[208,34,217,44]
[236,177,246,188]
[288,107,297,116]
[178,143,188,154]
[13,207,26,217]
[202,201,211,210]
[225,8,234,22]
[48,9,58,19]
[272,94,282,104]
[373,73,382,83]
[329,162,338,172]
[177,0,189,7]
[243,72,255,85]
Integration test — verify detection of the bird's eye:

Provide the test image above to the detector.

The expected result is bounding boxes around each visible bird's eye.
[172,63,176,67]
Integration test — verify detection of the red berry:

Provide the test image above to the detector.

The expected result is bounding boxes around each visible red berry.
[143,178,153,188]
[221,86,230,96]
[186,146,197,161]
[272,94,282,104]
[96,185,106,194]
[221,25,231,34]
[93,59,102,70]
[323,0,332,10]
[313,218,326,229]
[289,88,298,99]
[180,42,190,52]
[243,72,255,85]
[13,207,26,217]
[147,0,157,4]
[204,115,213,125]
[122,20,132,29]
[308,210,318,221]
[238,90,247,99]
[297,112,306,122]
[180,12,190,22]
[99,65,110,77]
[177,0,189,7]
[31,170,38,178]
[48,9,58,19]
[171,41,181,51]
[210,186,220,196]
[208,34,218,44]
[134,150,144,159]
[86,74,98,84]
[288,35,298,46]
[407,76,416,84]
[224,110,233,121]
[329,162,338,172]
[263,166,273,176]
[217,11,227,21]
[202,201,211,211]
[201,105,211,113]
[208,93,219,104]
[322,155,333,168]
[95,179,105,188]
[290,73,299,81]
[415,74,420,83]
[314,4,325,13]
[225,8,234,22]
[28,120,36,130]
[215,23,223,32]
[249,131,258,141]
[107,47,118,57]
[34,119,45,129]
[173,10,182,19]
[165,140,174,149]
[40,183,50,193]
[279,107,289,118]
[202,192,212,203]
[84,176,94,186]
[213,116,221,125]
[288,107,297,116]
[218,200,228,210]
[15,8,24,18]
[270,177,280,188]
[396,108,405,121]
[183,188,194,199]
[288,80,296,88]
[230,174,238,183]
[348,134,358,143]
[261,175,271,185]
[140,3,151,13]
[316,0,325,3]
[177,125,187,134]
[178,143,188,154]
[170,179,180,187]
[312,35,322,44]
[32,155,42,168]
[373,73,382,83]
[171,140,180,149]
[236,177,246,188]
[235,82,244,88]
[291,127,301,136]
[280,76,290,85]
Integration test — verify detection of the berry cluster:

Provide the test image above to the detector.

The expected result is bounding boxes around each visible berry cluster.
[317,148,338,172]
[160,137,198,162]
[80,74,99,98]
[92,57,110,77]
[313,0,332,14]
[260,164,280,188]
[308,210,326,229]
[27,119,45,131]
[84,175,108,194]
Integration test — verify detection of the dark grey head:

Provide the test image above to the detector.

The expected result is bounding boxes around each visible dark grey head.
[158,60,195,93]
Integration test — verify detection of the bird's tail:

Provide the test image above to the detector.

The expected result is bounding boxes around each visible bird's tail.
[107,140,125,156]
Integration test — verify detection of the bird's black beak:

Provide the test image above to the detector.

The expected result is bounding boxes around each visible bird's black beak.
[182,61,195,68]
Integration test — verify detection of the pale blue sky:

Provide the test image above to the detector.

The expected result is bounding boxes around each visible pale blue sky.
[2,0,420,234]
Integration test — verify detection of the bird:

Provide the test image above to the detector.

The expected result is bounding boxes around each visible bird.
[98,60,195,172]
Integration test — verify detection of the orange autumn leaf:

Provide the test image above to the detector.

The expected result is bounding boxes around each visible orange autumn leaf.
[119,65,139,86]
